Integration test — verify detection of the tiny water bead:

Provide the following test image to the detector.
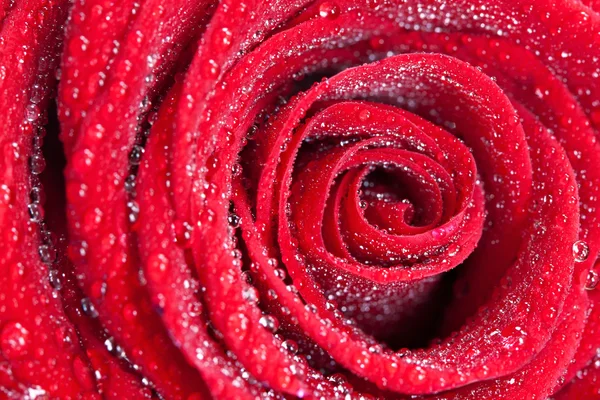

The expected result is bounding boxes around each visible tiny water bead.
[242,286,259,303]
[318,2,340,19]
[214,27,233,49]
[127,200,140,224]
[38,243,57,264]
[30,153,46,174]
[282,339,299,354]
[30,186,45,204]
[240,271,253,284]
[174,219,193,245]
[48,269,62,290]
[573,240,590,262]
[266,289,278,300]
[81,298,99,318]
[129,145,144,165]
[27,203,44,222]
[258,315,279,333]
[124,174,137,193]
[585,270,599,291]
[228,212,241,228]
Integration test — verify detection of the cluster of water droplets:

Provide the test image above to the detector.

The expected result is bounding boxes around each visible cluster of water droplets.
[573,240,599,291]
[24,98,65,298]
[6,0,600,397]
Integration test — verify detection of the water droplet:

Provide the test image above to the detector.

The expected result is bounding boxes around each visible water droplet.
[368,344,382,354]
[274,268,286,280]
[30,153,46,174]
[129,145,144,165]
[319,2,339,19]
[49,270,62,290]
[242,286,259,303]
[124,174,136,193]
[214,27,233,49]
[304,304,317,314]
[359,200,368,209]
[81,298,99,318]
[204,59,219,77]
[259,315,279,332]
[286,285,298,294]
[585,270,599,290]
[38,244,56,264]
[573,240,590,262]
[228,212,241,228]
[127,200,140,224]
[1,184,12,205]
[266,289,278,300]
[282,339,298,354]
[241,271,252,284]
[28,203,44,222]
[104,337,117,353]
[30,186,45,204]
[247,125,259,140]
[174,219,193,246]
[25,103,40,122]
[328,373,348,385]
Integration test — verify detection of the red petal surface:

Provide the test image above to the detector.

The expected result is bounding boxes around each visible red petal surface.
[1,0,599,399]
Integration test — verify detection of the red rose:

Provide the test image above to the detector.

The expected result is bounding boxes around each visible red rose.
[1,0,599,398]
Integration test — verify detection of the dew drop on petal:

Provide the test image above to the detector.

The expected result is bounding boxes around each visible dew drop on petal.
[129,145,144,165]
[282,339,298,354]
[585,269,599,290]
[48,269,62,290]
[242,286,259,303]
[38,244,56,264]
[30,153,46,174]
[274,268,287,280]
[81,298,99,318]
[228,212,241,228]
[259,315,279,332]
[319,2,339,19]
[573,240,590,262]
[28,203,44,222]
[124,174,136,193]
[30,186,45,204]
[127,200,140,224]
[241,271,253,284]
